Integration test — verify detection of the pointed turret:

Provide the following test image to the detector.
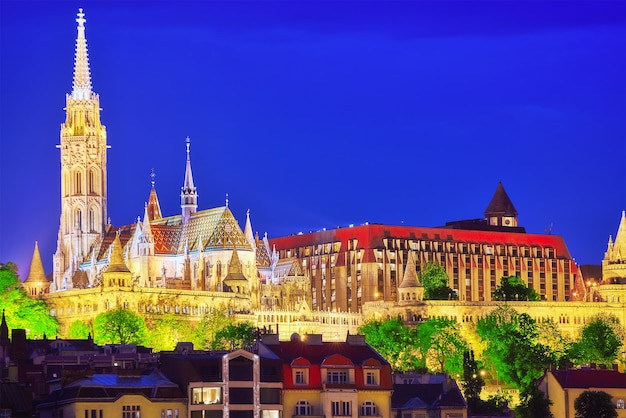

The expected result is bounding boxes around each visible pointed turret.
[224,246,248,294]
[244,209,254,247]
[105,232,130,273]
[181,137,198,223]
[147,169,162,221]
[24,242,51,297]
[0,310,8,347]
[484,182,518,227]
[398,251,423,302]
[71,8,92,100]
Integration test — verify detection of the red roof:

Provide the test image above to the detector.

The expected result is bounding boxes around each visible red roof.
[551,369,626,389]
[270,224,573,259]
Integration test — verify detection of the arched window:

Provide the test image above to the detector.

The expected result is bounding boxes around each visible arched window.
[88,169,96,194]
[295,400,311,416]
[89,209,95,232]
[216,261,222,278]
[360,401,377,416]
[74,170,82,194]
[618,399,625,409]
[75,209,82,230]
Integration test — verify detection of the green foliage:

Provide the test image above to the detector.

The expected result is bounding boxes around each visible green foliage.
[574,390,617,418]
[462,350,484,411]
[476,306,555,392]
[569,315,624,367]
[419,263,452,299]
[193,310,234,350]
[493,276,540,301]
[68,320,91,339]
[0,263,59,339]
[93,308,147,345]
[516,386,554,418]
[146,314,196,351]
[359,317,421,372]
[213,322,254,350]
[416,318,467,374]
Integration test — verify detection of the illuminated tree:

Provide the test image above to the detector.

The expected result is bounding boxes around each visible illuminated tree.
[462,349,484,411]
[68,320,92,339]
[93,308,146,345]
[213,322,254,350]
[416,317,467,374]
[193,309,234,349]
[493,275,540,301]
[569,315,623,366]
[419,262,457,300]
[146,313,196,351]
[359,317,421,372]
[0,262,59,339]
[574,390,617,418]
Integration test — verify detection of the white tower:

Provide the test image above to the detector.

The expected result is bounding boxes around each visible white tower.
[53,9,108,290]
[181,137,198,224]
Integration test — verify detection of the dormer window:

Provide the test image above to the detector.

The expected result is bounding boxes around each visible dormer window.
[365,370,378,385]
[327,370,348,384]
[294,368,308,385]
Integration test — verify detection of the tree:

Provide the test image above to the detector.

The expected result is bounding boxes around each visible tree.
[193,309,235,350]
[146,313,196,351]
[462,350,485,412]
[416,318,467,374]
[359,317,421,372]
[0,263,59,339]
[476,306,554,392]
[213,322,254,350]
[68,320,92,339]
[419,262,457,300]
[93,308,147,345]
[516,386,553,418]
[493,275,540,301]
[574,390,617,418]
[569,315,623,366]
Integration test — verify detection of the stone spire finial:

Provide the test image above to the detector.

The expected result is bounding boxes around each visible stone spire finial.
[181,137,197,223]
[72,8,92,100]
[26,241,48,283]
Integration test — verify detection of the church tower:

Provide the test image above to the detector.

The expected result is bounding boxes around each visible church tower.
[53,9,108,291]
[181,137,198,224]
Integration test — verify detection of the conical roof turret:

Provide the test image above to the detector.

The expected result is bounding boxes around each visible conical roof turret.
[105,232,130,273]
[399,251,421,289]
[485,182,517,217]
[244,209,254,247]
[71,8,93,100]
[26,242,48,283]
[181,137,198,223]
[147,169,162,221]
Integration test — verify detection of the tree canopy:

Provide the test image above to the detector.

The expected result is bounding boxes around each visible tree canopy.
[0,262,59,339]
[213,322,255,350]
[493,276,540,301]
[569,315,624,366]
[419,262,457,300]
[416,317,467,375]
[574,390,617,418]
[93,308,147,345]
[359,317,421,372]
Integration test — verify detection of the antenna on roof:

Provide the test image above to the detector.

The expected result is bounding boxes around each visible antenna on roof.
[545,223,553,235]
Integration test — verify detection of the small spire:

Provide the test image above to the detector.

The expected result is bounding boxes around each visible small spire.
[181,137,197,222]
[0,310,8,346]
[226,193,229,208]
[150,168,156,188]
[244,209,254,246]
[185,136,191,161]
[71,8,93,100]
[147,170,162,221]
[26,241,48,283]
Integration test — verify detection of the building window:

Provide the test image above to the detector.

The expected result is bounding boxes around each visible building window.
[617,399,624,409]
[122,405,140,418]
[294,368,308,385]
[365,370,378,385]
[161,410,179,418]
[191,387,222,404]
[360,401,378,416]
[295,400,312,415]
[332,401,351,416]
[327,370,348,384]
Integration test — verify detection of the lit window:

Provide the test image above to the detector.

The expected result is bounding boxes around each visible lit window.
[618,399,625,409]
[191,387,222,404]
[294,369,308,385]
[360,401,378,416]
[295,400,312,415]
[365,370,378,385]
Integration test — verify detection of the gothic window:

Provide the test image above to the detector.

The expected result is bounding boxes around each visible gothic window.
[74,170,83,194]
[216,261,222,277]
[63,169,70,197]
[75,209,83,230]
[89,209,95,232]
[88,169,97,194]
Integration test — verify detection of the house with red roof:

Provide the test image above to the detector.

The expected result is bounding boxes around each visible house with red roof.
[538,367,626,417]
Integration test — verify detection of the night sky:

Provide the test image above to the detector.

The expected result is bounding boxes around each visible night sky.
[1,1,624,277]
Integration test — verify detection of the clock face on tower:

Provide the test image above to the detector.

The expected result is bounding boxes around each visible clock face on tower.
[505,219,510,225]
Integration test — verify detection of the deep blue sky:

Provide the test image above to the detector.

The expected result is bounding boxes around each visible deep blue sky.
[1,1,625,277]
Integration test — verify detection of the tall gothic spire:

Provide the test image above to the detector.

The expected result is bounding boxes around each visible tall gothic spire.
[72,8,92,100]
[26,242,47,283]
[147,169,162,221]
[181,137,198,223]
[244,209,254,247]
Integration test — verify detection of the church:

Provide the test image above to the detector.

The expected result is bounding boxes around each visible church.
[22,9,626,343]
